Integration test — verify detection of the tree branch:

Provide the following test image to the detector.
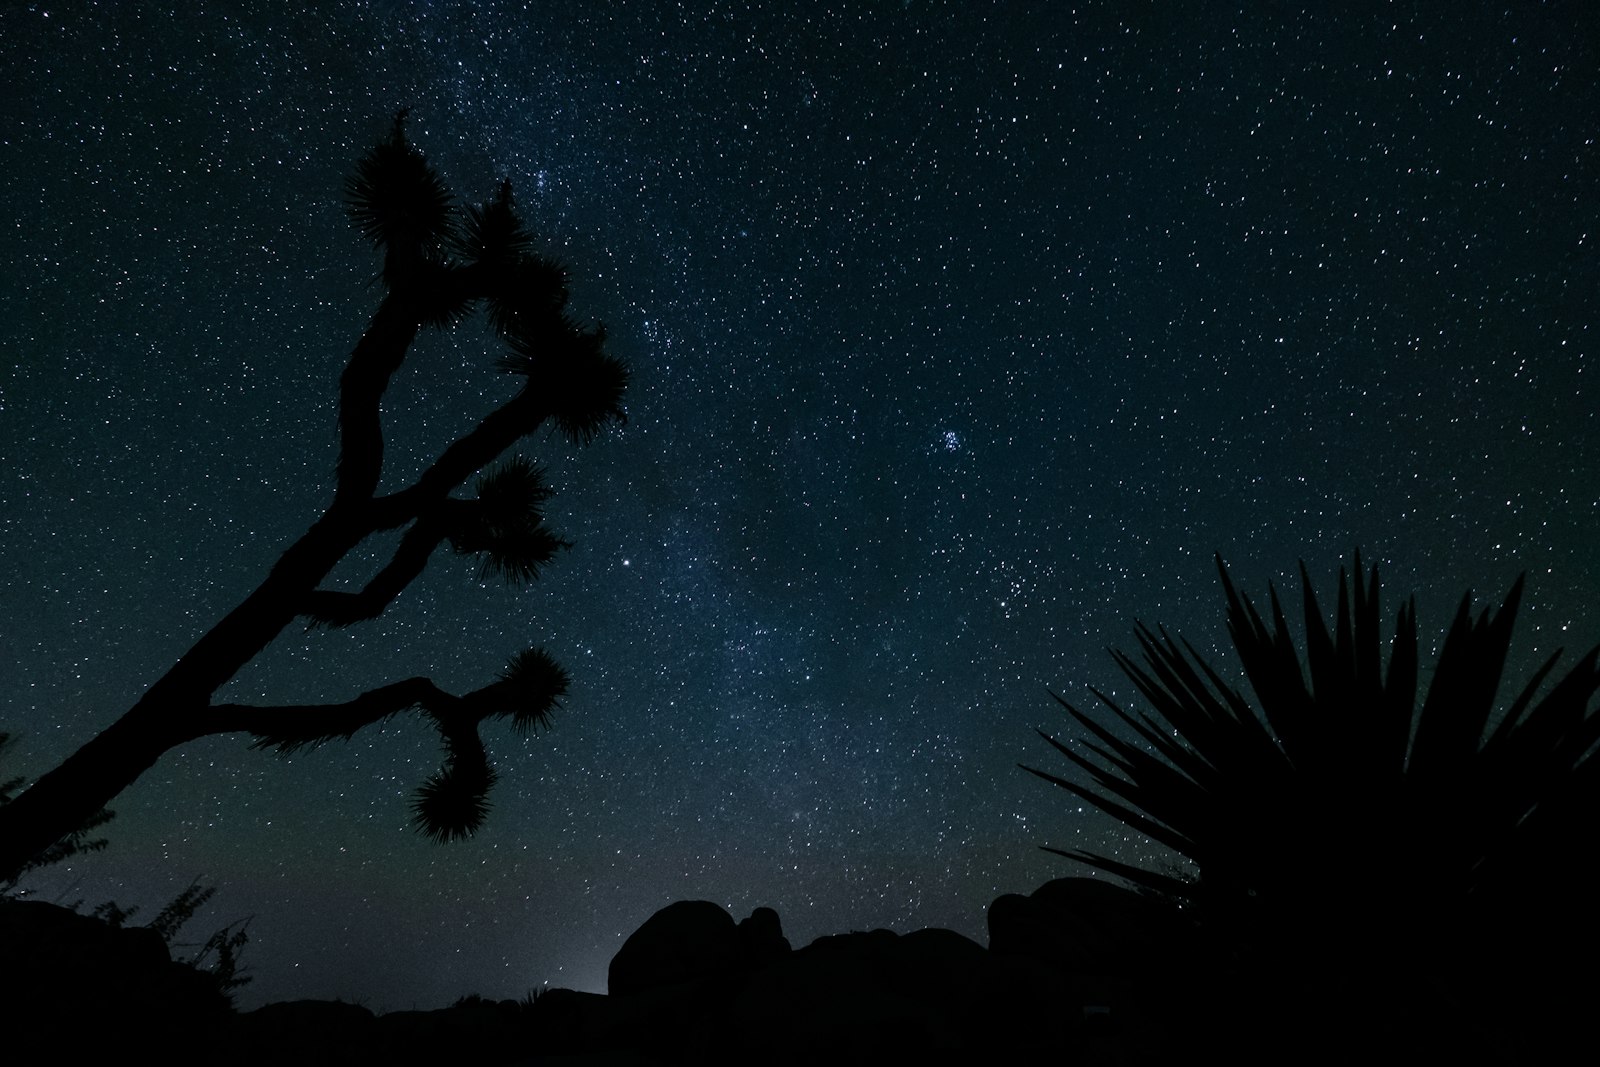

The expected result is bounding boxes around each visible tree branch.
[302,504,470,626]
[371,390,547,528]
[334,293,421,509]
[206,678,454,751]
[204,672,527,750]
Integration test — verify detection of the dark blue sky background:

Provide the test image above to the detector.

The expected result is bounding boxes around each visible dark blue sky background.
[2,1,1594,1009]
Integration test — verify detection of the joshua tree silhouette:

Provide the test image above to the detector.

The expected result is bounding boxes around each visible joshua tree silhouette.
[0,112,627,881]
[1027,554,1600,1046]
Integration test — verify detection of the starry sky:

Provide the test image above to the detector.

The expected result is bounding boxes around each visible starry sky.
[1,1,1594,1010]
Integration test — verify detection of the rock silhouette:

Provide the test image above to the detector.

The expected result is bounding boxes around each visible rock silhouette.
[0,897,233,1057]
[608,899,745,996]
[736,904,791,968]
[988,876,1186,977]
[541,896,1152,1061]
[3,888,1533,1063]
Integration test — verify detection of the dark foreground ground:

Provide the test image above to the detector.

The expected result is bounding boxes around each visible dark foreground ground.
[0,883,1561,1065]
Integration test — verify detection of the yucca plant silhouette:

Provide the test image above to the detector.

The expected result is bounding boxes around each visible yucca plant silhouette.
[1026,553,1600,1004]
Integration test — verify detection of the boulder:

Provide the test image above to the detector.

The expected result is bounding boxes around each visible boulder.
[726,927,989,1056]
[608,899,742,996]
[0,898,231,1055]
[522,987,618,1057]
[986,878,1198,1060]
[737,904,791,969]
[988,876,1182,977]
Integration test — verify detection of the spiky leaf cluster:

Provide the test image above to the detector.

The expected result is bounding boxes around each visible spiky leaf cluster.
[1027,554,1600,970]
[493,647,570,734]
[345,112,454,268]
[412,726,497,843]
[448,456,569,584]
[546,340,630,446]
[452,179,533,273]
[482,255,570,340]
[488,262,628,444]
[344,115,629,433]
[499,328,628,442]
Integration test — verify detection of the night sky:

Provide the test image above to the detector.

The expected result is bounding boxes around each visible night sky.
[2,2,1594,1010]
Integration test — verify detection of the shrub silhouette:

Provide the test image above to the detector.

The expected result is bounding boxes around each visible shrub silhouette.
[1027,554,1600,1040]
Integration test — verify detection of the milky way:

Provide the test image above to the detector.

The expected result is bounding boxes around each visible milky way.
[1,2,1593,1008]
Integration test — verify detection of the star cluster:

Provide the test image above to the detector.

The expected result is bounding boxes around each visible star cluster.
[1,2,1594,1009]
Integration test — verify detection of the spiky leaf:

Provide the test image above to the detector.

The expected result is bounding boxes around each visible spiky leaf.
[502,331,629,445]
[483,255,571,340]
[412,730,496,843]
[448,457,571,584]
[495,647,570,733]
[453,179,533,272]
[345,111,455,265]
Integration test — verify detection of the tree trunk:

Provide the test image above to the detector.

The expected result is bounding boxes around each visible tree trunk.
[0,699,187,881]
[0,300,419,884]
